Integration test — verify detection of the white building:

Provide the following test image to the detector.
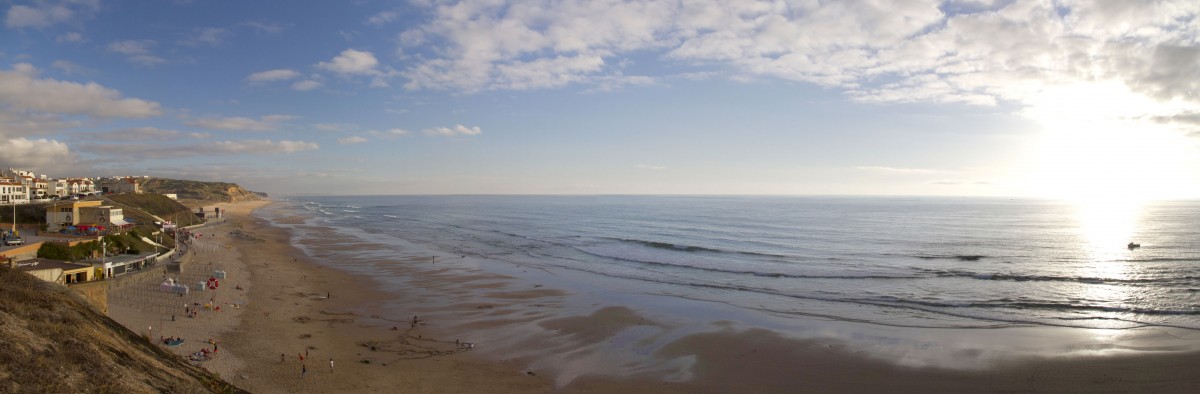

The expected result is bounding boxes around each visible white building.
[65,178,96,195]
[0,178,29,205]
[53,179,68,198]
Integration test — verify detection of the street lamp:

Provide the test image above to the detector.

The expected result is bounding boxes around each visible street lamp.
[101,237,107,279]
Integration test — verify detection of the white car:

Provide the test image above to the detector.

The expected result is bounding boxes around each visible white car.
[4,237,23,246]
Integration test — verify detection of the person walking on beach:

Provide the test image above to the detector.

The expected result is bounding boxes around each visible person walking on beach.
[329,358,334,373]
[281,353,285,363]
[301,364,307,378]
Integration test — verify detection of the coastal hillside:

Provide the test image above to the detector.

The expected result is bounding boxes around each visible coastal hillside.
[140,178,263,204]
[0,266,245,393]
[106,194,206,228]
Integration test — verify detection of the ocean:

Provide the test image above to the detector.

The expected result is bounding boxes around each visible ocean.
[256,195,1200,367]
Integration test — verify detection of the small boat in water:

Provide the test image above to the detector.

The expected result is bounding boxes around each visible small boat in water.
[1127,242,1141,249]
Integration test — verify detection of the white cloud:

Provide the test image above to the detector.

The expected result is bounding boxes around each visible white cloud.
[185,27,231,46]
[56,32,84,43]
[0,110,82,136]
[4,1,95,29]
[52,60,88,75]
[246,69,301,83]
[493,55,605,90]
[107,39,153,55]
[185,114,295,131]
[423,124,481,137]
[315,49,397,87]
[292,79,322,91]
[396,0,1200,118]
[338,136,368,144]
[0,63,162,118]
[107,40,167,66]
[318,49,380,75]
[0,137,73,171]
[366,11,398,26]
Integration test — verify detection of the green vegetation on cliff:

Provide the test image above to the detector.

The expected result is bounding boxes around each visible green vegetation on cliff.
[107,193,206,228]
[140,178,263,204]
[0,266,246,393]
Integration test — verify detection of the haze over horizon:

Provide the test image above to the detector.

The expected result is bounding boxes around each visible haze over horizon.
[2,0,1198,199]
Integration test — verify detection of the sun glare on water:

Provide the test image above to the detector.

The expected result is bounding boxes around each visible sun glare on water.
[1018,82,1197,307]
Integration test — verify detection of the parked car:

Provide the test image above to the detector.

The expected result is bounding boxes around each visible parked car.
[5,237,23,246]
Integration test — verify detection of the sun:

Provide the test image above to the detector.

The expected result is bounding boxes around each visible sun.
[1021,81,1200,204]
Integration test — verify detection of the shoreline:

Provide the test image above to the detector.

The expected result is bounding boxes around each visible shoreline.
[109,199,1200,393]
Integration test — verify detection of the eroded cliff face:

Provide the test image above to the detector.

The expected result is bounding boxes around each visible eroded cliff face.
[224,184,260,202]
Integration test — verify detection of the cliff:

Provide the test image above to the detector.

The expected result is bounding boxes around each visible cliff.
[139,178,263,204]
[0,266,245,393]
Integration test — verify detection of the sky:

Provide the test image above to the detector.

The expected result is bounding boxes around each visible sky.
[1,0,1198,199]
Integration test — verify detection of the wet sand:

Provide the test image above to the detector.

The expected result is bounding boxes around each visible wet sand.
[109,200,1200,393]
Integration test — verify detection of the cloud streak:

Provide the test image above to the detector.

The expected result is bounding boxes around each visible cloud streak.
[423,124,481,137]
[246,69,301,83]
[107,39,167,66]
[77,139,319,159]
[82,127,209,142]
[185,114,295,131]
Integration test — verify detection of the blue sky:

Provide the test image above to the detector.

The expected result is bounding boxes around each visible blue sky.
[1,0,1198,198]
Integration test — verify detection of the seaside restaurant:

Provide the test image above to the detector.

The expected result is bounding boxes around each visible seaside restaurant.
[46,201,133,234]
[90,252,158,279]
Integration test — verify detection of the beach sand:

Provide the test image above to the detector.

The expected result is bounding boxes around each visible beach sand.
[107,200,1200,393]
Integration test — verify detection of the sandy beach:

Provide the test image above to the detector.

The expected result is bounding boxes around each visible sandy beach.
[106,200,1200,393]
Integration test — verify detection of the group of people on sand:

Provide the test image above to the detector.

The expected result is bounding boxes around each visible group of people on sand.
[184,304,200,318]
[190,347,216,362]
[288,349,334,379]
[160,336,183,345]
